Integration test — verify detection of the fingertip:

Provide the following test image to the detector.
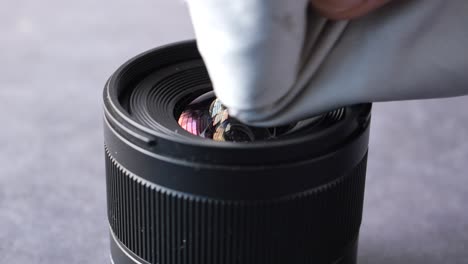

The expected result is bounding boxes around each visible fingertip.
[310,0,391,20]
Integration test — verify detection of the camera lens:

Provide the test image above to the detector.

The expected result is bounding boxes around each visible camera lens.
[103,41,372,264]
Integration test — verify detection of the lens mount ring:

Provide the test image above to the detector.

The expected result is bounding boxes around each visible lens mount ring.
[104,40,371,166]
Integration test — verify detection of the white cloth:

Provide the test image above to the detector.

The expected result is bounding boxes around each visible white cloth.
[187,0,468,126]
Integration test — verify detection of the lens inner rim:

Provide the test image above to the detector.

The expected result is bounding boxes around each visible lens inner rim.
[104,40,371,157]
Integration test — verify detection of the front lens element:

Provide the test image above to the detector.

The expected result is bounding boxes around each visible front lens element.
[178,93,290,142]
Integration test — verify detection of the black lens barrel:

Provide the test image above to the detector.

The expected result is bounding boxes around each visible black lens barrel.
[104,41,372,264]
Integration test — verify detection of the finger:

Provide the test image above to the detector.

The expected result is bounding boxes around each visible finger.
[310,0,391,20]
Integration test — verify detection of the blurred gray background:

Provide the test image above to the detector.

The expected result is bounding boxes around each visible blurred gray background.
[0,0,467,263]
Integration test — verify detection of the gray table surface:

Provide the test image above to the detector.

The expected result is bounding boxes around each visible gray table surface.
[1,0,467,263]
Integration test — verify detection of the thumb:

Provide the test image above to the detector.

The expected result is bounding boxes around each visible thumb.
[311,0,391,20]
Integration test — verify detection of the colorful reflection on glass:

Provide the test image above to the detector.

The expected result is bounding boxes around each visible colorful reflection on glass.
[178,93,290,142]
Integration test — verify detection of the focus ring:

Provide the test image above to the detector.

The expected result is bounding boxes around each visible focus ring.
[106,149,367,264]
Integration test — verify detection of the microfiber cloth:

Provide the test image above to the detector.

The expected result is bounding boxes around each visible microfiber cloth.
[186,0,468,126]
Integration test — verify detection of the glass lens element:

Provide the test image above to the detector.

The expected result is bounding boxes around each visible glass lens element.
[178,93,290,142]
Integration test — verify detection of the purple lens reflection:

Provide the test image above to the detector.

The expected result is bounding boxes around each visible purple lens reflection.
[177,109,211,136]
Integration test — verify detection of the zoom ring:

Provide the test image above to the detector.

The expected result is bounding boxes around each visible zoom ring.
[106,149,367,264]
